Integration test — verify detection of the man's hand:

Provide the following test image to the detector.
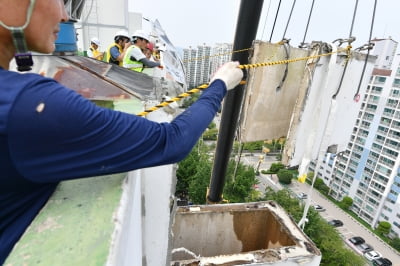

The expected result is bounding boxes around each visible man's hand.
[210,61,243,90]
[123,42,131,50]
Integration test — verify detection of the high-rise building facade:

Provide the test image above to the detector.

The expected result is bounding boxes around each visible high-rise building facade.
[310,38,400,238]
[182,47,198,89]
[182,43,232,89]
[210,43,233,75]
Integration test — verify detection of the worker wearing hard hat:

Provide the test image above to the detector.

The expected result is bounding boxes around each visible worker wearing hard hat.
[144,42,155,60]
[87,37,104,61]
[122,30,161,72]
[105,30,131,66]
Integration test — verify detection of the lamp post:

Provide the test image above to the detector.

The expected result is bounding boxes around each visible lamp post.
[328,151,345,198]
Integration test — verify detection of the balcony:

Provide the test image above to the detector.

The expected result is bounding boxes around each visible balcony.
[381,150,398,160]
[365,108,378,114]
[380,120,392,126]
[391,123,400,130]
[385,142,400,150]
[362,115,374,121]
[382,111,395,118]
[378,159,395,168]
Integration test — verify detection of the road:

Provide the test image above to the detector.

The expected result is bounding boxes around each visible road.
[290,181,400,264]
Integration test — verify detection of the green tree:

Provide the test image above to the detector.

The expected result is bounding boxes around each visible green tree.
[208,121,216,129]
[314,178,324,189]
[307,172,314,182]
[188,159,212,204]
[277,169,292,184]
[269,162,285,173]
[263,188,303,219]
[340,196,353,210]
[314,178,329,195]
[390,237,400,251]
[242,141,263,152]
[176,145,201,199]
[223,160,258,203]
[181,92,200,108]
[176,142,210,200]
[178,142,259,205]
[377,221,391,235]
[202,128,218,140]
[261,188,365,266]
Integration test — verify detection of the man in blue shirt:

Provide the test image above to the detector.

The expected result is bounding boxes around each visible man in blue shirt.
[0,0,243,263]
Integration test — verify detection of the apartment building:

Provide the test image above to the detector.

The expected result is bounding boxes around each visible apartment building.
[182,43,232,88]
[310,38,400,237]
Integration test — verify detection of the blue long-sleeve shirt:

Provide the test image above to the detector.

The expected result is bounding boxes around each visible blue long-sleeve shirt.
[0,68,226,263]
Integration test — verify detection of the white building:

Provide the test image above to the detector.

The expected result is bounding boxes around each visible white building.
[183,43,232,89]
[310,38,400,237]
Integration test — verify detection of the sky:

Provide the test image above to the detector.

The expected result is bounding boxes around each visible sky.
[129,0,400,50]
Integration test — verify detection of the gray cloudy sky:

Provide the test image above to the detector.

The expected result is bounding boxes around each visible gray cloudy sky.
[130,0,400,50]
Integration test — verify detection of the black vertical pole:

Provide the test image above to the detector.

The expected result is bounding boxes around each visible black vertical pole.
[207,0,264,203]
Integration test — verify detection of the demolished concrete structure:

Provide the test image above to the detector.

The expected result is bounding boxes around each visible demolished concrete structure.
[171,201,321,265]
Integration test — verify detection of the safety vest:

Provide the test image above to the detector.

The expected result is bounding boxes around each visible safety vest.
[122,45,144,72]
[89,47,103,61]
[106,43,123,66]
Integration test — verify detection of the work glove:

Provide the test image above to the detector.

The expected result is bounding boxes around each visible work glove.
[209,61,243,90]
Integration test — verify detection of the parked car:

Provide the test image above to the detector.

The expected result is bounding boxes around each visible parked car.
[313,204,325,212]
[356,242,374,254]
[297,192,307,199]
[364,250,382,261]
[328,219,343,227]
[348,236,365,245]
[372,257,392,266]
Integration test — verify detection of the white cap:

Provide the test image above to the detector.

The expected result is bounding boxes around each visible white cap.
[115,30,130,40]
[90,37,100,46]
[132,30,149,42]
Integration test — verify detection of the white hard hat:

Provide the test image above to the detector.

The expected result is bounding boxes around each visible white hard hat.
[90,37,100,46]
[132,30,149,42]
[114,30,130,40]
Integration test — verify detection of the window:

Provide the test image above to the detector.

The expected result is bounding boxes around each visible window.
[366,103,377,110]
[383,205,393,212]
[371,86,383,93]
[394,221,400,229]
[393,79,400,87]
[378,125,388,133]
[387,99,398,107]
[378,76,387,83]
[390,89,400,97]
[387,198,396,204]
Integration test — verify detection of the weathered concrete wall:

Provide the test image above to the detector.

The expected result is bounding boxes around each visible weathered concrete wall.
[240,41,310,142]
[239,41,375,176]
[283,46,376,169]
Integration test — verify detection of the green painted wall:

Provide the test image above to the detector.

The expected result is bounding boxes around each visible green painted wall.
[5,174,126,266]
